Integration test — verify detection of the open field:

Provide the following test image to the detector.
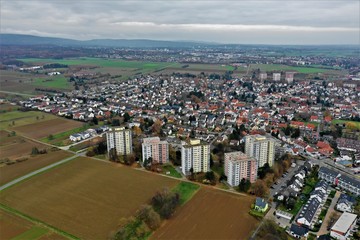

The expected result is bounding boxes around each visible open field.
[0,111,57,130]
[151,188,259,240]
[332,119,360,130]
[0,70,73,94]
[13,118,83,140]
[0,208,68,240]
[0,157,178,239]
[32,75,72,90]
[0,137,72,185]
[0,103,19,112]
[249,64,347,74]
[0,132,46,160]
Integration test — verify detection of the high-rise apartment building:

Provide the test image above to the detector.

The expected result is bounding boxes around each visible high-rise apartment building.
[181,139,210,175]
[259,72,267,81]
[273,73,281,81]
[106,127,132,156]
[245,135,275,167]
[142,137,169,164]
[224,151,257,187]
[285,72,295,83]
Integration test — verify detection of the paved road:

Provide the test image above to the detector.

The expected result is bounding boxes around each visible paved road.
[317,191,341,236]
[0,154,79,191]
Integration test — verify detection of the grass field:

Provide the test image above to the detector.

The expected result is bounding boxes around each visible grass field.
[32,75,72,89]
[151,188,259,240]
[171,182,200,205]
[0,157,178,239]
[0,111,57,130]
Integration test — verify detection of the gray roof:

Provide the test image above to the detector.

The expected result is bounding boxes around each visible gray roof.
[298,198,320,224]
[290,224,308,236]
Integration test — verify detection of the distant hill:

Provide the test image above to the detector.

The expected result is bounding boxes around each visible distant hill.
[0,34,212,48]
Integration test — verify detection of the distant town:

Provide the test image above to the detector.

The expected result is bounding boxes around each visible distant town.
[0,35,359,240]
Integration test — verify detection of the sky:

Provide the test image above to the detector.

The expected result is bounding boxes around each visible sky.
[1,0,359,45]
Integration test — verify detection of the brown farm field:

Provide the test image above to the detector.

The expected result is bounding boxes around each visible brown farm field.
[0,130,73,185]
[151,188,259,240]
[0,157,178,239]
[0,208,67,240]
[12,118,83,139]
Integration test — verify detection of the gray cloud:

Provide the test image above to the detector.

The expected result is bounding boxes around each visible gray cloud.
[1,0,359,44]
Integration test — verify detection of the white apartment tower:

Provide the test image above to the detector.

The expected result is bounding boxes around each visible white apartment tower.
[106,127,132,156]
[181,139,210,175]
[245,135,275,167]
[273,73,281,81]
[259,72,267,81]
[142,137,169,164]
[224,151,257,187]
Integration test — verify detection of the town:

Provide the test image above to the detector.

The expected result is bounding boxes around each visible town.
[2,57,358,239]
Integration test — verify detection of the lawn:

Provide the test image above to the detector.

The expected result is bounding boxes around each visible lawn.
[161,164,182,179]
[0,157,178,239]
[172,182,200,205]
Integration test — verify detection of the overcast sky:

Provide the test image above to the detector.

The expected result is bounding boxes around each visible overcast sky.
[1,0,359,44]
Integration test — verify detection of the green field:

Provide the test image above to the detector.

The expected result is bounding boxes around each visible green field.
[0,111,57,130]
[161,164,182,178]
[20,57,180,70]
[32,75,72,89]
[12,226,49,240]
[249,64,344,74]
[172,182,200,205]
[332,119,360,129]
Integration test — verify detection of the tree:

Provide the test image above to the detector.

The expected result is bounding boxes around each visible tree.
[251,179,269,198]
[151,188,180,219]
[133,126,142,136]
[123,112,131,122]
[111,119,120,126]
[48,134,54,140]
[238,178,251,192]
[31,147,39,155]
[205,171,215,182]
[109,148,118,162]
[151,120,162,135]
[92,116,98,125]
[136,205,161,230]
[291,128,300,138]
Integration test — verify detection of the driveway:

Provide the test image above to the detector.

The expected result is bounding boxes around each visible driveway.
[317,191,341,236]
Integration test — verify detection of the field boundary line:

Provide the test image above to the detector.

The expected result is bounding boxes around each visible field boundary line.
[0,154,79,191]
[0,204,79,240]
